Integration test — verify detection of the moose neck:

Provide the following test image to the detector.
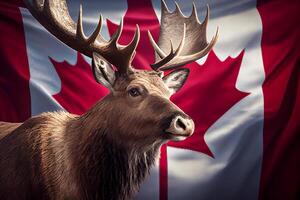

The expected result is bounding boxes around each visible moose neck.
[68,98,162,199]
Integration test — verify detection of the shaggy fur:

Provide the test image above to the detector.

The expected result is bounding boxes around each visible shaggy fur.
[0,109,162,200]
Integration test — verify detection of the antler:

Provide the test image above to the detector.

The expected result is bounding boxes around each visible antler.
[23,0,140,74]
[148,0,218,71]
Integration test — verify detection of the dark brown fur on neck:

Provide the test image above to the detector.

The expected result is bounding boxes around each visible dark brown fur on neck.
[0,109,162,200]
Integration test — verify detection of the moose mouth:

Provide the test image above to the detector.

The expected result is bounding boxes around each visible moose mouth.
[163,130,191,141]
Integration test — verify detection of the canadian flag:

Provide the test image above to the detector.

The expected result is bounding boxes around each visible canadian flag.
[0,0,299,199]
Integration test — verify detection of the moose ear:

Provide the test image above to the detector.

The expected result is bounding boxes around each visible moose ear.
[163,68,189,94]
[92,52,116,89]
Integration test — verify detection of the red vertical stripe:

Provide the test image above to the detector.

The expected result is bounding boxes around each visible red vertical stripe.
[159,145,168,200]
[257,0,300,199]
[0,2,31,122]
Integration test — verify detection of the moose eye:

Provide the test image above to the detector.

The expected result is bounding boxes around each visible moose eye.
[128,87,141,97]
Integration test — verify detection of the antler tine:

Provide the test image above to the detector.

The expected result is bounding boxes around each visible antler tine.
[161,0,171,13]
[109,18,124,47]
[149,0,218,71]
[76,4,87,42]
[86,14,103,45]
[174,1,185,18]
[201,5,209,33]
[121,25,141,62]
[77,4,103,45]
[148,30,166,59]
[24,0,140,75]
[191,3,199,23]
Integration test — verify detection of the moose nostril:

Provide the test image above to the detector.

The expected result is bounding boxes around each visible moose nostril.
[176,117,186,130]
[165,115,194,140]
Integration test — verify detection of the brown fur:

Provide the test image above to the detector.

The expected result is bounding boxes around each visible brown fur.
[0,69,190,200]
[0,122,21,140]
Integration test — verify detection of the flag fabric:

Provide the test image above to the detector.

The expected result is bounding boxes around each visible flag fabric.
[0,0,299,199]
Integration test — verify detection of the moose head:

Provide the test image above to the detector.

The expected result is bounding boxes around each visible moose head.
[24,0,218,147]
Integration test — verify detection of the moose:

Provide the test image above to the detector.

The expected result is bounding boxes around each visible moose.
[0,0,218,199]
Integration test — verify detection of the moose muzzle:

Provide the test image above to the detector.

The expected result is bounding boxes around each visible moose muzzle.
[165,115,195,141]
